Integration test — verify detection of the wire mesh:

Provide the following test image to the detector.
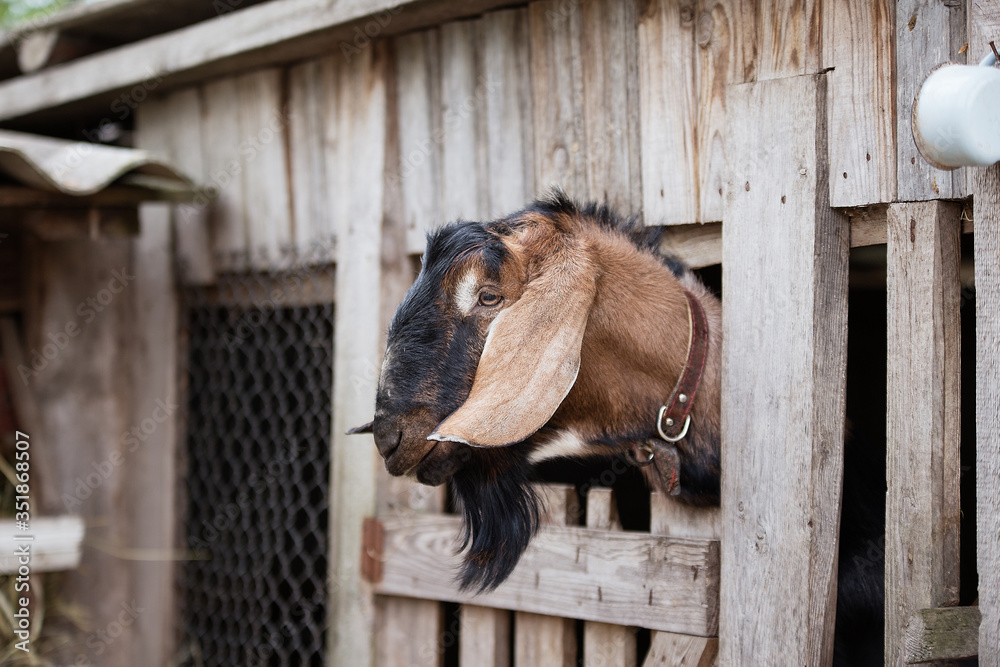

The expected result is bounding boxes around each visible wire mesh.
[177,256,335,667]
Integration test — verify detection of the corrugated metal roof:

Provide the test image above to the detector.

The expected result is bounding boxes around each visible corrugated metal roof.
[0,129,192,196]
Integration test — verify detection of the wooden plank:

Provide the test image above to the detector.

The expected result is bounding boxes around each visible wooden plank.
[650,491,721,540]
[460,605,511,667]
[642,631,718,667]
[328,44,387,667]
[737,1,823,82]
[721,74,849,666]
[827,0,896,206]
[896,0,967,201]
[970,6,1000,661]
[904,606,981,663]
[529,0,587,201]
[137,87,215,285]
[638,0,697,225]
[0,516,84,574]
[439,20,488,223]
[374,513,720,636]
[661,223,722,269]
[236,68,292,268]
[972,161,1000,665]
[394,30,442,255]
[288,58,336,258]
[885,201,962,666]
[200,76,247,269]
[376,597,444,667]
[481,8,533,218]
[583,487,635,667]
[694,0,740,223]
[581,0,641,214]
[515,485,577,667]
[0,0,536,124]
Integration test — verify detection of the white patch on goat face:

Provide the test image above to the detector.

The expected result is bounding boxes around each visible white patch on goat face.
[528,429,588,464]
[454,269,479,315]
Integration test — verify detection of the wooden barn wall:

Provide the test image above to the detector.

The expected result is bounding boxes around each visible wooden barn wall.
[85,0,992,665]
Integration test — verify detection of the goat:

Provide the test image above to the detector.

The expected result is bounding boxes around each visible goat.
[353,193,883,661]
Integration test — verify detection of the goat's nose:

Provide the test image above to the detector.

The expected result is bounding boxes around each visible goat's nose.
[373,422,403,459]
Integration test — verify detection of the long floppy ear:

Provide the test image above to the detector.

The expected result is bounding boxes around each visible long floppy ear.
[429,241,597,447]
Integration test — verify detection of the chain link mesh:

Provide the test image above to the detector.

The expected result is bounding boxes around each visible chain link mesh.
[177,254,335,667]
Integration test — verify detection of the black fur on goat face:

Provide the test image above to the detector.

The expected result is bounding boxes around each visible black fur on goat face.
[363,193,723,592]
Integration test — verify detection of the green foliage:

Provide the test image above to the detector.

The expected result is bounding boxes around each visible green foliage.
[0,0,76,30]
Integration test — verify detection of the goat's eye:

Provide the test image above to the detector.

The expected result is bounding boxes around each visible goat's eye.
[478,291,502,307]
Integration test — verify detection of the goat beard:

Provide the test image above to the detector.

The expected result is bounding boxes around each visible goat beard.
[450,448,541,593]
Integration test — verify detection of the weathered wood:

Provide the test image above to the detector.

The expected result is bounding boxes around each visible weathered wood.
[236,68,292,268]
[374,513,720,636]
[972,160,1000,665]
[650,491,721,540]
[328,44,387,667]
[0,0,537,123]
[896,0,967,201]
[583,488,635,667]
[639,0,697,225]
[138,87,215,285]
[904,606,981,663]
[200,76,247,269]
[642,631,718,667]
[288,58,336,258]
[529,0,587,201]
[721,74,849,666]
[0,516,84,574]
[737,1,823,82]
[376,597,444,667]
[439,20,488,223]
[394,29,442,255]
[516,484,577,667]
[481,8,533,218]
[460,605,511,667]
[131,97,183,667]
[885,201,962,666]
[970,6,1000,660]
[827,0,895,206]
[660,223,722,269]
[581,0,641,215]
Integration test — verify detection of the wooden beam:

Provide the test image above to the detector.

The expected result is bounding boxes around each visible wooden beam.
[0,516,84,574]
[0,0,526,123]
[720,73,849,666]
[372,512,720,636]
[903,606,980,663]
[583,487,636,667]
[895,0,967,201]
[328,43,386,667]
[515,485,577,667]
[885,201,963,665]
[642,631,718,667]
[971,154,1000,667]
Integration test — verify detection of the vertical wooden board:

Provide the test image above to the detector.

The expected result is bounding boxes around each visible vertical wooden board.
[288,58,336,258]
[583,488,636,667]
[972,163,1000,665]
[376,597,444,667]
[693,0,740,222]
[529,0,587,201]
[395,30,443,255]
[896,0,967,201]
[581,0,642,214]
[235,68,293,268]
[201,76,248,269]
[649,491,721,539]
[639,0,698,225]
[460,605,511,667]
[515,485,577,667]
[481,8,534,218]
[884,201,962,665]
[328,44,387,667]
[439,20,488,223]
[738,0,823,82]
[130,102,182,667]
[721,74,849,666]
[827,0,896,207]
[642,632,718,667]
